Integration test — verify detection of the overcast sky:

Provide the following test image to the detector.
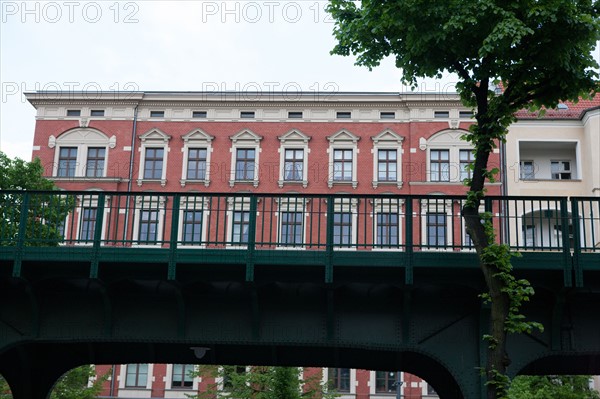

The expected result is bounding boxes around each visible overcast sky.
[1,1,598,161]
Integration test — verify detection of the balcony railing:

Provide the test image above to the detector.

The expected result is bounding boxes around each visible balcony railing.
[1,191,598,254]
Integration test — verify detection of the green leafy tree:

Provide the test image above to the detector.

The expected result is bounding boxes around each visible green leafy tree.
[0,151,74,246]
[326,1,600,398]
[507,375,600,399]
[0,365,110,399]
[192,366,337,399]
[0,375,11,399]
[50,365,109,399]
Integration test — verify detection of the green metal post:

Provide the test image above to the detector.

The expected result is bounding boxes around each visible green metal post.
[90,193,106,279]
[404,199,413,284]
[246,195,258,282]
[325,196,334,284]
[560,198,572,287]
[168,195,181,281]
[571,198,582,287]
[13,192,30,278]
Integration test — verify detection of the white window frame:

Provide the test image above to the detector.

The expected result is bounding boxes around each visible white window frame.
[327,129,360,189]
[137,128,171,187]
[420,199,453,251]
[180,129,214,187]
[369,370,405,397]
[276,197,308,249]
[178,197,210,248]
[49,128,116,179]
[229,130,263,188]
[459,148,474,181]
[371,198,404,251]
[371,129,404,189]
[165,364,200,392]
[74,192,109,245]
[132,195,166,247]
[520,160,535,180]
[323,368,356,397]
[551,160,572,180]
[329,198,358,250]
[118,363,154,393]
[225,197,259,248]
[419,130,474,183]
[277,129,311,188]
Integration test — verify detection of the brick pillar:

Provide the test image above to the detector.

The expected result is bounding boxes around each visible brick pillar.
[355,369,371,399]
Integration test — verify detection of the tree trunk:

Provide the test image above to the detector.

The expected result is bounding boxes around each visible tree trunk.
[463,89,512,399]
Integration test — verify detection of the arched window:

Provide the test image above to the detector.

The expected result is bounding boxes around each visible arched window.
[49,128,116,179]
[419,129,473,183]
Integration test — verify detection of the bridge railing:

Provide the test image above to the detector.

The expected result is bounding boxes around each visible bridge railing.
[0,191,598,254]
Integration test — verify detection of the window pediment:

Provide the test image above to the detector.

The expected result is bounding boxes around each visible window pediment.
[371,129,404,144]
[53,128,114,147]
[230,129,262,143]
[425,129,470,147]
[139,128,171,143]
[278,129,311,144]
[182,128,214,143]
[327,129,360,144]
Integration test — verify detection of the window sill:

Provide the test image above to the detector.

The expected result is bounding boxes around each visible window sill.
[180,178,210,187]
[177,244,207,249]
[328,180,358,189]
[137,178,167,187]
[371,247,404,252]
[278,179,308,188]
[52,177,125,183]
[372,180,403,189]
[229,179,259,188]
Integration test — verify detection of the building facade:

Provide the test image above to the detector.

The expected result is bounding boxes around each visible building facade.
[24,91,598,398]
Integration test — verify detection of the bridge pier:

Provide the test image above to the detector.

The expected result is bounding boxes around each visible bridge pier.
[0,346,71,399]
[2,367,61,399]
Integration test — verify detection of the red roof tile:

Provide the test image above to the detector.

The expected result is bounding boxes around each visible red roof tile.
[514,95,600,120]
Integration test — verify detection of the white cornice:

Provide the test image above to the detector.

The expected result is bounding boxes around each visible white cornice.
[25,91,467,108]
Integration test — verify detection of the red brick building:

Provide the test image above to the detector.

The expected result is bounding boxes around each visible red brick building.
[25,91,501,398]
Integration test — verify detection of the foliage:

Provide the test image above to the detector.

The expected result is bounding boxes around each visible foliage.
[0,366,108,399]
[507,375,600,399]
[327,1,599,398]
[0,151,75,247]
[50,365,109,399]
[191,366,337,399]
[0,375,10,399]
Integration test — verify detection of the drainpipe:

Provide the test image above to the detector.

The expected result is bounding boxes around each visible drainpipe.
[109,365,116,397]
[127,104,139,193]
[122,104,139,243]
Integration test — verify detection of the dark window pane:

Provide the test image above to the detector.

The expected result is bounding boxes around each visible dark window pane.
[58,147,78,177]
[186,148,207,180]
[235,149,256,180]
[144,148,164,179]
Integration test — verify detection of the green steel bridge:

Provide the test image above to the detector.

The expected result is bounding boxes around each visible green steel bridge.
[0,191,599,398]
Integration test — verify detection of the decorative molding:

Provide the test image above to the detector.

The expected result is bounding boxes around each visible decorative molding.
[48,135,56,148]
[327,129,361,143]
[230,129,263,143]
[278,129,311,144]
[139,128,171,143]
[419,137,427,151]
